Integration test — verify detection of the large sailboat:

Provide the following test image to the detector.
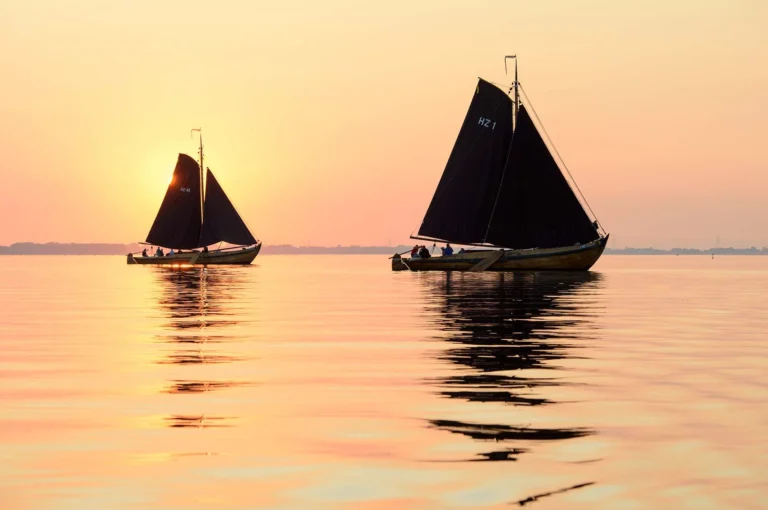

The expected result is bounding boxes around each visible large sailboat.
[392,57,608,272]
[127,130,261,265]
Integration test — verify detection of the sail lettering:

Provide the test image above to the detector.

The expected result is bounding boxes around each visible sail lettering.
[477,117,496,130]
[180,187,191,193]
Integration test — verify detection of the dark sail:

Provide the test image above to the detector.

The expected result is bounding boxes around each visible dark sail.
[145,154,202,249]
[484,104,598,249]
[198,169,256,247]
[416,79,514,244]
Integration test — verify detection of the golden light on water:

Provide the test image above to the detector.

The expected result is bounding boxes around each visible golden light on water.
[2,255,768,508]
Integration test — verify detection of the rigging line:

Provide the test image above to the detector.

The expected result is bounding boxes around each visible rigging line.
[489,80,516,92]
[519,84,604,233]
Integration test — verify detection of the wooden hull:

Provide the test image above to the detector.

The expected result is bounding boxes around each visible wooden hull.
[392,236,608,272]
[127,243,261,265]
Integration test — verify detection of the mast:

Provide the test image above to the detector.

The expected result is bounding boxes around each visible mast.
[191,128,204,223]
[504,55,519,131]
[199,131,204,222]
[514,58,519,129]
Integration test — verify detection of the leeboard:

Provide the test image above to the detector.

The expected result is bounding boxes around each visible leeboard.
[468,250,504,271]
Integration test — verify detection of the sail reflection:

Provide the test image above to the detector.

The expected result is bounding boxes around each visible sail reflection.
[152,266,254,428]
[421,271,603,462]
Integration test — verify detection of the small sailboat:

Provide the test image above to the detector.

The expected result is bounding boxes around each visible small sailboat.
[393,57,608,272]
[127,130,261,265]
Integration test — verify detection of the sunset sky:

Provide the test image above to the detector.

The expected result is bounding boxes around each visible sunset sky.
[1,0,766,249]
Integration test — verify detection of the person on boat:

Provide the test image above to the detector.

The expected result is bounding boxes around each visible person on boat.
[459,248,465,254]
[418,245,431,258]
[410,245,419,257]
[168,248,175,256]
[441,243,454,256]
[203,246,208,253]
[141,248,147,257]
[155,247,163,257]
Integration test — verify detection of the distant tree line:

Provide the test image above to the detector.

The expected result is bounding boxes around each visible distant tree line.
[2,242,767,256]
[605,246,768,255]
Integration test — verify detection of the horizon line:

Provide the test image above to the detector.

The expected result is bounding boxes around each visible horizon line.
[2,241,768,252]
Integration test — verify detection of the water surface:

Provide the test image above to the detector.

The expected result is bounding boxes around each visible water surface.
[1,255,766,509]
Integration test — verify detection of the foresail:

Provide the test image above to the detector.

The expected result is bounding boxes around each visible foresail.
[198,169,257,247]
[484,104,598,249]
[145,154,203,249]
[416,79,514,244]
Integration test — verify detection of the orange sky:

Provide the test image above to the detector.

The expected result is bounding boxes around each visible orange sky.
[1,0,766,249]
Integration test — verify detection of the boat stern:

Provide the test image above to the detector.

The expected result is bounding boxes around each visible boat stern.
[391,253,408,271]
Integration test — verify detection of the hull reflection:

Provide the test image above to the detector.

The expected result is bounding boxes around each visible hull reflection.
[421,271,603,462]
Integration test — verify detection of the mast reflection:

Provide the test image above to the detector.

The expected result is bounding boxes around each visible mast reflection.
[421,271,603,461]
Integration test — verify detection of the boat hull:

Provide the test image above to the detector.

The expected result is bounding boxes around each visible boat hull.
[127,243,261,265]
[392,236,608,272]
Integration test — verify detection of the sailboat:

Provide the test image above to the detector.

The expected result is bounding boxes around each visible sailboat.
[127,130,261,265]
[392,57,608,272]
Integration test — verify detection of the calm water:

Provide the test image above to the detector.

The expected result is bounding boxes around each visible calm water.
[1,255,767,509]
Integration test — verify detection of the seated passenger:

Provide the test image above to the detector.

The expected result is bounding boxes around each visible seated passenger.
[441,243,454,256]
[410,245,419,257]
[168,249,175,256]
[141,248,147,257]
[155,247,163,257]
[418,245,431,258]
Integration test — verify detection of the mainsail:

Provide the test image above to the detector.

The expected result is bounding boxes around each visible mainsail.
[415,80,599,250]
[145,154,203,249]
[484,104,598,248]
[417,79,514,244]
[145,153,256,249]
[199,169,257,247]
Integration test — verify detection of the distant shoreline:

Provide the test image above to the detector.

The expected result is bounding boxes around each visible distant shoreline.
[1,242,767,256]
